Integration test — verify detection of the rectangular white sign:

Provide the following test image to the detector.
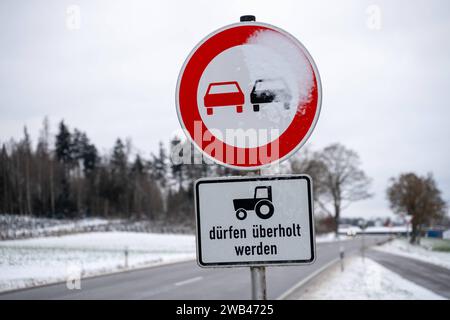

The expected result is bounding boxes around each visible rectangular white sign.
[194,175,315,267]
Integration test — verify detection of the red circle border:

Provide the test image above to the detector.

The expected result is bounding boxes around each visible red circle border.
[177,24,320,169]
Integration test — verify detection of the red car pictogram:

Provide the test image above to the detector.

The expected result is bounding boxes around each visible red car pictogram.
[203,81,245,115]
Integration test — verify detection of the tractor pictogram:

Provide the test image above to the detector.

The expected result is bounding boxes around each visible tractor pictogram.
[233,186,274,220]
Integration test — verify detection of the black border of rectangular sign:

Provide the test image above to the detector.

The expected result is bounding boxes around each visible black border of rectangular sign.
[194,175,315,267]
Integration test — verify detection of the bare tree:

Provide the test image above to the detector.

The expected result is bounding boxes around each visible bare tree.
[315,143,372,235]
[289,146,327,201]
[387,172,447,244]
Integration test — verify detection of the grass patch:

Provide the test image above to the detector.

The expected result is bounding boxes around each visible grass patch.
[421,238,450,252]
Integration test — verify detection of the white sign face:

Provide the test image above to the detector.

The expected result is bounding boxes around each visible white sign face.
[194,175,315,267]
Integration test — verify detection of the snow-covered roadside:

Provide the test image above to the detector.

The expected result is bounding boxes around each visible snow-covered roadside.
[297,256,445,300]
[374,238,450,270]
[0,232,195,293]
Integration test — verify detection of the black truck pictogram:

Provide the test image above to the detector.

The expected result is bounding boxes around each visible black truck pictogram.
[233,186,274,220]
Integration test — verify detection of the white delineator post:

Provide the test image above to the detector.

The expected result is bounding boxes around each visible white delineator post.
[339,245,345,272]
[124,246,129,269]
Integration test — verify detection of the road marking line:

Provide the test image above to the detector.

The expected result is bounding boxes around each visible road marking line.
[276,258,339,300]
[174,276,203,287]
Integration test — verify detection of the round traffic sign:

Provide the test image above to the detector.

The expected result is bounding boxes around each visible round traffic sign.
[176,22,321,170]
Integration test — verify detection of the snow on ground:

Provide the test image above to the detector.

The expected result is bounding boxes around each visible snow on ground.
[0,214,111,240]
[0,214,194,241]
[0,232,195,292]
[364,226,410,234]
[316,232,352,243]
[338,225,362,235]
[337,225,410,236]
[374,238,450,270]
[298,256,445,300]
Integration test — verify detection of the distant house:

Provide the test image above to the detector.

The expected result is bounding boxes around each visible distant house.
[426,226,449,239]
[443,229,450,240]
[426,229,443,238]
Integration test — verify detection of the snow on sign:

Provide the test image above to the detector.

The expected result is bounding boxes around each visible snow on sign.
[176,22,322,169]
[194,175,315,267]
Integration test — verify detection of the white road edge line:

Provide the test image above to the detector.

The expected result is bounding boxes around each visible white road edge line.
[276,258,339,300]
[174,276,203,287]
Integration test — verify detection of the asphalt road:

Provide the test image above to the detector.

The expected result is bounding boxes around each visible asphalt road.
[0,236,387,300]
[367,249,450,299]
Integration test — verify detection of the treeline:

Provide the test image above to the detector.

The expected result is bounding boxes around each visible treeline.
[2,119,445,240]
[0,119,240,223]
[0,119,377,230]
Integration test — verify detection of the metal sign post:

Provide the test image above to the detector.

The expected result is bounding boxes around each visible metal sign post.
[251,266,267,300]
[251,167,267,300]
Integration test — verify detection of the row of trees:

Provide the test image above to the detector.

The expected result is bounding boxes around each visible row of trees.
[290,145,447,243]
[0,121,170,221]
[0,118,371,225]
[0,119,247,224]
[1,118,447,240]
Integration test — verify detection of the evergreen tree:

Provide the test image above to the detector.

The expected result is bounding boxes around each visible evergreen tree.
[71,130,98,174]
[111,138,127,172]
[82,143,98,174]
[151,141,168,189]
[54,121,74,216]
[131,154,144,175]
[55,121,73,165]
[170,137,184,191]
[0,144,10,213]
[21,127,33,215]
[110,138,129,216]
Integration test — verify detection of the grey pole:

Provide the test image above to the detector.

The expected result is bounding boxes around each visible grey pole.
[239,13,267,301]
[250,164,267,300]
[251,266,267,300]
[361,224,366,261]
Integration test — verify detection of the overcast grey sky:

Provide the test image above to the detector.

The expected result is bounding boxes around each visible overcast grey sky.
[1,0,449,219]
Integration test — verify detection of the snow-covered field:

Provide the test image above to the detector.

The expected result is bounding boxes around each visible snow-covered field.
[374,238,450,270]
[0,214,111,240]
[0,214,194,240]
[298,256,445,300]
[0,232,195,292]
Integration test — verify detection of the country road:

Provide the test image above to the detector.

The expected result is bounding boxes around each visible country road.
[0,236,388,300]
[367,249,450,299]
